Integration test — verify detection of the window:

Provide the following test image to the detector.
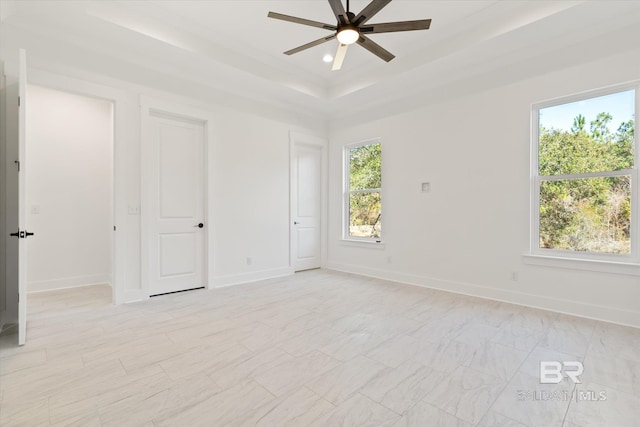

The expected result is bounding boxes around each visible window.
[344,141,382,241]
[532,86,638,261]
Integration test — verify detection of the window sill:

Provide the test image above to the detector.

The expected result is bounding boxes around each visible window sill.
[340,239,386,250]
[523,253,640,276]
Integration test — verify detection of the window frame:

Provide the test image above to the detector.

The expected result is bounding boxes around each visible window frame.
[343,139,383,243]
[530,82,640,264]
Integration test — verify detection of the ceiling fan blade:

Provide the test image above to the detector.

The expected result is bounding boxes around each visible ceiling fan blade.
[328,0,350,25]
[332,43,349,71]
[353,0,392,26]
[356,34,395,62]
[284,34,337,55]
[268,11,337,31]
[360,19,431,34]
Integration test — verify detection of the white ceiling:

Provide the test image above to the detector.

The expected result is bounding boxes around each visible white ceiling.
[2,0,640,125]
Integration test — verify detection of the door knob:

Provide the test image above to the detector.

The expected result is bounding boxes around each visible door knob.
[293,221,299,225]
[195,223,204,228]
[9,230,33,238]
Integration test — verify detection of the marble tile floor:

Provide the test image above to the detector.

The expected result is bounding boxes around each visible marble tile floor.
[1,269,638,426]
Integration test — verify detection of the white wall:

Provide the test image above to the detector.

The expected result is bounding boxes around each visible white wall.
[26,85,113,292]
[210,111,292,284]
[4,19,637,329]
[327,48,640,328]
[21,65,323,304]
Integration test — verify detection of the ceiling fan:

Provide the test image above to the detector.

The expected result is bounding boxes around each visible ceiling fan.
[268,0,431,71]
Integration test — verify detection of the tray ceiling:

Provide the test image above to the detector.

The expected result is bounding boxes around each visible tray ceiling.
[2,1,639,124]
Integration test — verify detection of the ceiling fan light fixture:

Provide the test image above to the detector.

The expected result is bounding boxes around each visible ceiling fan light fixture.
[268,0,432,68]
[336,27,359,45]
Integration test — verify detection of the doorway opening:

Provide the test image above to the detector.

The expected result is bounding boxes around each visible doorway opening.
[26,84,114,306]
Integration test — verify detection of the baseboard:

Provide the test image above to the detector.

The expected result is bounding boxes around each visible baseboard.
[324,262,640,329]
[123,267,294,302]
[28,274,112,293]
[212,267,294,289]
[125,289,148,304]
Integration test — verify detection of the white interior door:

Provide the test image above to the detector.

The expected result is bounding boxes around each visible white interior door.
[291,142,322,271]
[17,49,28,345]
[147,113,205,296]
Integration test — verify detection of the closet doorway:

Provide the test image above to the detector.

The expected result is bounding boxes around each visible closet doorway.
[26,85,114,303]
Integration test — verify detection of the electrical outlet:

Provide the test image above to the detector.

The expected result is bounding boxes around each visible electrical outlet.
[387,256,392,264]
[31,204,40,215]
[246,257,252,266]
[511,271,519,282]
[421,182,431,193]
[128,205,141,215]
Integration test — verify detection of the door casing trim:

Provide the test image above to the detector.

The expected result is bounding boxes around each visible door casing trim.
[140,96,215,299]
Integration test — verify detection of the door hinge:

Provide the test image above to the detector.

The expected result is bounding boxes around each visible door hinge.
[18,96,20,107]
[14,160,20,172]
[113,226,116,231]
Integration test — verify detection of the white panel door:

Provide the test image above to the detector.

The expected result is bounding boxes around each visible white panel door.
[148,113,205,296]
[17,49,28,345]
[291,143,322,271]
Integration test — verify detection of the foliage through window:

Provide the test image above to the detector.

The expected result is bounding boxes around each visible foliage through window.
[534,88,636,256]
[345,142,381,240]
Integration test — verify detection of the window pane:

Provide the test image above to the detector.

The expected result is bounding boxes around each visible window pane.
[539,90,635,175]
[539,176,631,254]
[349,192,381,238]
[349,143,381,190]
